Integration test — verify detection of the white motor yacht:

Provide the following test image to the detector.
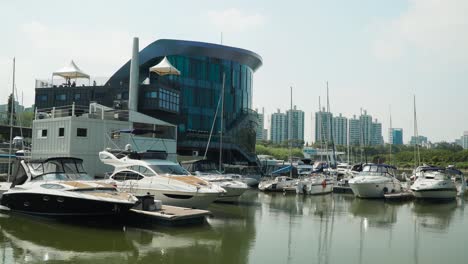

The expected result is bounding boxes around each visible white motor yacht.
[99,150,225,209]
[0,157,138,218]
[258,176,296,192]
[195,173,249,202]
[348,164,402,198]
[411,166,457,200]
[180,160,259,187]
[296,174,334,195]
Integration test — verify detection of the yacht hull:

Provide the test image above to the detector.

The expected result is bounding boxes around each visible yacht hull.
[412,189,457,200]
[119,188,219,209]
[258,181,294,192]
[216,186,248,202]
[0,193,134,217]
[297,181,333,195]
[349,182,401,198]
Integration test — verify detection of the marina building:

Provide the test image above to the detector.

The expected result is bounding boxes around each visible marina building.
[315,108,332,144]
[389,128,403,145]
[34,39,262,165]
[332,113,347,146]
[270,110,287,144]
[286,105,305,146]
[31,103,177,176]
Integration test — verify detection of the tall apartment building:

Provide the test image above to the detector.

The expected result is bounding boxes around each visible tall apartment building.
[315,108,333,144]
[456,131,468,149]
[409,135,428,146]
[270,109,287,144]
[389,128,403,145]
[286,105,305,146]
[371,119,383,145]
[359,110,373,146]
[332,113,347,146]
[348,115,360,146]
[255,108,265,141]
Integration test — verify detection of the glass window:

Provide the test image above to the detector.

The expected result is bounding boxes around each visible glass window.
[77,128,87,137]
[74,93,81,101]
[145,91,157,98]
[37,129,47,138]
[37,94,48,101]
[55,94,66,101]
[149,165,190,175]
[58,127,65,137]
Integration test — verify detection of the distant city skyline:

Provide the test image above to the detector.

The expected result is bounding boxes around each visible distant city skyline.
[1,0,468,144]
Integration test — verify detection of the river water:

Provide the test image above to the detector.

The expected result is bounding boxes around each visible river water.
[0,190,467,264]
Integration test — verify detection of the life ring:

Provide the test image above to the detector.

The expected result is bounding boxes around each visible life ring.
[322,179,327,188]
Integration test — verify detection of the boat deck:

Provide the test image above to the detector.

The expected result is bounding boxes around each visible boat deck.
[128,205,211,226]
[384,191,414,201]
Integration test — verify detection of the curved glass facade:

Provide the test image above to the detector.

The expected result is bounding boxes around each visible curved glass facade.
[154,55,253,134]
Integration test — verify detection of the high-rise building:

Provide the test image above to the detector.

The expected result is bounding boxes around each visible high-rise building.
[315,108,332,144]
[457,131,468,149]
[409,135,428,146]
[359,110,373,146]
[371,119,383,145]
[262,129,268,141]
[271,109,287,144]
[332,113,347,146]
[348,115,360,146]
[255,108,265,141]
[389,128,403,145]
[286,105,305,146]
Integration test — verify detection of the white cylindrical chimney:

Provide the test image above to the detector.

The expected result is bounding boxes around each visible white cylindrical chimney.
[128,37,139,111]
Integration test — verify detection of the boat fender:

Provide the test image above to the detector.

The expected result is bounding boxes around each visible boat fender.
[322,179,327,188]
[302,184,307,194]
[383,187,388,194]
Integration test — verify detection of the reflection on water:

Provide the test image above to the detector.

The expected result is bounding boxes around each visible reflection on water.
[1,190,468,264]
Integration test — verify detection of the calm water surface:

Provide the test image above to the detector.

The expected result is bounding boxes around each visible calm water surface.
[0,190,467,264]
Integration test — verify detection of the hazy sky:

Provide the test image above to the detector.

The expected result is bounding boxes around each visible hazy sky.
[1,0,467,144]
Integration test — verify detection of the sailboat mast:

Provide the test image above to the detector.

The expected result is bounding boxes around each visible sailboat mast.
[319,96,323,162]
[289,86,292,179]
[7,57,15,182]
[389,105,392,165]
[413,95,420,166]
[219,73,225,172]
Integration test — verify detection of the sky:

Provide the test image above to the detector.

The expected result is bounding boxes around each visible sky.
[1,0,467,144]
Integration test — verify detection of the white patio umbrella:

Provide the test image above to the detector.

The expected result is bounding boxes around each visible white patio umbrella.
[149,57,180,76]
[52,60,90,85]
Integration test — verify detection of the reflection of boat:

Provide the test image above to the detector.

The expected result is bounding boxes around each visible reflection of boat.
[349,164,402,198]
[350,199,397,227]
[1,157,137,218]
[99,150,224,209]
[258,176,296,192]
[410,166,457,200]
[412,200,457,230]
[0,213,136,262]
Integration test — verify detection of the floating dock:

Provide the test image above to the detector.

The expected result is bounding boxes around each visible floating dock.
[384,191,414,201]
[333,186,353,194]
[127,205,211,226]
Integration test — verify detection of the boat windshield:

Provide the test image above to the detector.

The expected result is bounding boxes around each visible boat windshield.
[149,165,190,176]
[360,165,395,177]
[28,159,93,181]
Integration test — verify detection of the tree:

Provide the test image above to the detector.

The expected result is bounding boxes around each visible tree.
[7,93,16,126]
